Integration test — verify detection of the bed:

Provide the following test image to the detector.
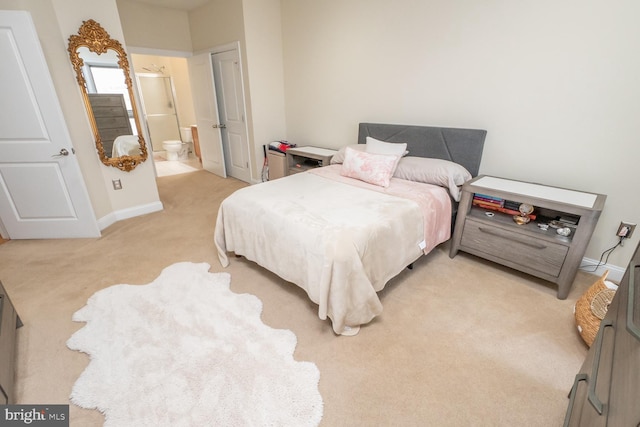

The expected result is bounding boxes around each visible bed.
[214,123,486,335]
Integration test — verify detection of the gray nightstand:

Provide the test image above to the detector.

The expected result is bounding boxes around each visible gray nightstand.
[449,175,606,299]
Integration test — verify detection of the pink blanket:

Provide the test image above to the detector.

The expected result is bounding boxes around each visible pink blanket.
[215,166,452,335]
[310,165,452,253]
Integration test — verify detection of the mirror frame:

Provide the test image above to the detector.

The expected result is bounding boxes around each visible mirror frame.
[68,19,147,172]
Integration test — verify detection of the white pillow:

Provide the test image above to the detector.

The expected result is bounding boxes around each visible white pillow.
[340,146,399,188]
[365,137,407,157]
[393,156,472,201]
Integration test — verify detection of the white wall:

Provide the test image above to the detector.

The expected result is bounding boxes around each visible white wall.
[243,0,287,176]
[189,0,245,53]
[281,0,640,267]
[116,0,192,52]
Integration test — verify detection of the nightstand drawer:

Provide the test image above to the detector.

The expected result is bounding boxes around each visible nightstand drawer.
[461,218,569,276]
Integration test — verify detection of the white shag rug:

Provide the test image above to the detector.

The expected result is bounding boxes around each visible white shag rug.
[67,262,323,427]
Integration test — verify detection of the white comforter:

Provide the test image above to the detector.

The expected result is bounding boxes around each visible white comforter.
[214,165,452,335]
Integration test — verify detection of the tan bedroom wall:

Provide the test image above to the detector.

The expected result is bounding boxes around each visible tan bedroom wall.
[113,0,287,183]
[243,0,287,169]
[189,0,245,52]
[188,0,287,183]
[115,0,192,52]
[280,0,640,269]
[52,0,162,219]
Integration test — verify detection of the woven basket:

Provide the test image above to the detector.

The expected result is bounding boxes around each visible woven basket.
[574,270,615,347]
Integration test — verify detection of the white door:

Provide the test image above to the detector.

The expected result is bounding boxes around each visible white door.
[187,53,226,177]
[212,49,251,183]
[0,11,100,239]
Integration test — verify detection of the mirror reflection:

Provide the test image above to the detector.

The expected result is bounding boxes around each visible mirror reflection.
[68,20,147,172]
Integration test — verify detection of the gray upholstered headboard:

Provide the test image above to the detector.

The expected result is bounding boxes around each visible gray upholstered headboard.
[358,123,487,177]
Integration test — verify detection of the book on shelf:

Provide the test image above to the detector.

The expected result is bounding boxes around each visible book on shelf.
[473,194,504,207]
[474,193,503,202]
[472,199,537,220]
[503,200,522,211]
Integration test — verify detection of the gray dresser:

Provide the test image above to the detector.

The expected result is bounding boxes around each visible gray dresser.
[0,280,21,404]
[88,93,133,157]
[564,241,640,426]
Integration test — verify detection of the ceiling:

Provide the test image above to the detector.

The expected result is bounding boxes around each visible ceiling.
[126,0,211,12]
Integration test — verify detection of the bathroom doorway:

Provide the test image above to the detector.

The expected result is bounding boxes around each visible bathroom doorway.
[130,53,202,177]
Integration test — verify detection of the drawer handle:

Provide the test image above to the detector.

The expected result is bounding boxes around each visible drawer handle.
[628,263,640,340]
[563,373,588,427]
[477,227,547,250]
[587,319,613,415]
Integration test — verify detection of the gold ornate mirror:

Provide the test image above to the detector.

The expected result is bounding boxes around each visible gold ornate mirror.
[68,19,147,172]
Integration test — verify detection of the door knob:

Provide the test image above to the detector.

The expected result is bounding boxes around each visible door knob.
[52,148,69,157]
[212,124,226,129]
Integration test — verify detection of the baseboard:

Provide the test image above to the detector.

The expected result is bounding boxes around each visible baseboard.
[579,257,626,283]
[97,201,164,231]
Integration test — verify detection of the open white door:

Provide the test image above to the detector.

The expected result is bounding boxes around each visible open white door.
[212,49,251,183]
[0,11,100,239]
[187,53,226,177]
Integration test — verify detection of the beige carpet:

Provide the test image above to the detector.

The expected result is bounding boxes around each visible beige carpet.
[0,170,593,426]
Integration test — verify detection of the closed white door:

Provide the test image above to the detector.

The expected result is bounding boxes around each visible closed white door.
[212,49,251,183]
[0,11,100,239]
[187,53,226,177]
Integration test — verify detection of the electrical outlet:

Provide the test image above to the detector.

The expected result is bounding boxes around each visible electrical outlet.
[616,221,636,239]
[112,179,122,190]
